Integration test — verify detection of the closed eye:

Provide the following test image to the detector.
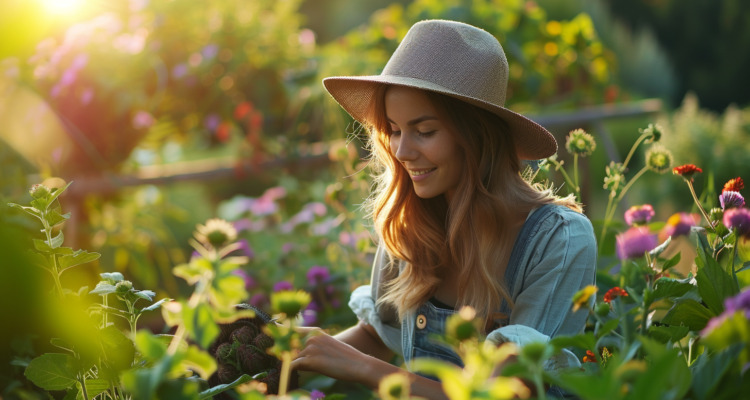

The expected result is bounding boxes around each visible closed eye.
[390,130,436,138]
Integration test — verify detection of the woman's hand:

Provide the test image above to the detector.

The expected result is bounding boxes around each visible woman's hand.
[290,328,375,383]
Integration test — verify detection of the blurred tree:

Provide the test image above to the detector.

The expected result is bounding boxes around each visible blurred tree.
[603,0,750,111]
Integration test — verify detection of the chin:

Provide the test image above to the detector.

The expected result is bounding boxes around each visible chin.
[413,188,443,199]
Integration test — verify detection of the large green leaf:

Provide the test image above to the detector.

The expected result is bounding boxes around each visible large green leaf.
[154,378,200,400]
[660,299,715,331]
[27,251,52,272]
[702,311,750,351]
[59,250,100,271]
[173,259,213,285]
[76,379,109,400]
[549,332,597,353]
[690,344,744,400]
[661,251,681,271]
[198,374,257,399]
[24,353,81,390]
[652,277,695,301]
[33,238,73,255]
[695,247,737,315]
[142,298,170,313]
[121,355,177,399]
[7,203,43,221]
[46,181,73,210]
[648,325,689,344]
[179,346,217,380]
[99,325,135,372]
[89,282,116,295]
[183,303,220,349]
[628,347,691,400]
[135,330,167,361]
[649,236,672,258]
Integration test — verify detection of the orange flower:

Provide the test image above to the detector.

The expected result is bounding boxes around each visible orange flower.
[672,164,703,181]
[723,177,744,193]
[603,287,628,303]
[582,350,597,363]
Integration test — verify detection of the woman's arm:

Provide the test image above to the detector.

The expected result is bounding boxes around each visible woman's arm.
[333,321,395,362]
[291,329,448,400]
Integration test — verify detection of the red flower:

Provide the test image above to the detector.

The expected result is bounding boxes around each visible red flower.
[672,164,703,180]
[234,101,254,120]
[723,177,744,193]
[582,350,596,363]
[603,287,628,303]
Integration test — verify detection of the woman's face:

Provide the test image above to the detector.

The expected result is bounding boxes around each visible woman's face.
[385,86,464,202]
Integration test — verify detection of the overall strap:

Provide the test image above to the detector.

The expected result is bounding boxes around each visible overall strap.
[496,203,557,326]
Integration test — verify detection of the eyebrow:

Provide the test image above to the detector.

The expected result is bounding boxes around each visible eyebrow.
[386,115,438,126]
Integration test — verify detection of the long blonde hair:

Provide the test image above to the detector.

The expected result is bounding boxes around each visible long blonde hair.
[362,84,582,326]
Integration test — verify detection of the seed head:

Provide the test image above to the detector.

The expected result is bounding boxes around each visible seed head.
[565,129,597,156]
[640,123,663,143]
[645,145,673,174]
[29,184,51,199]
[115,281,133,294]
[194,218,237,248]
[270,290,311,317]
[231,325,259,344]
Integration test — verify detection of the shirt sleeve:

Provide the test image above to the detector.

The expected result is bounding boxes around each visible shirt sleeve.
[485,208,597,375]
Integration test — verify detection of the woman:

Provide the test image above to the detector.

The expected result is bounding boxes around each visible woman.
[291,20,597,399]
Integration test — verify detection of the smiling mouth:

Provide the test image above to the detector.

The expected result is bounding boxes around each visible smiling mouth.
[409,168,437,176]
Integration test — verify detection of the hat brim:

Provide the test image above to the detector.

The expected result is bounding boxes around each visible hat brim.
[322,75,557,160]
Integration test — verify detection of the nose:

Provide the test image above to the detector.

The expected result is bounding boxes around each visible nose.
[393,133,418,162]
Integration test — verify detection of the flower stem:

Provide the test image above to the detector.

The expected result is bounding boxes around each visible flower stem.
[731,237,740,288]
[599,192,616,253]
[622,133,650,171]
[686,180,713,229]
[615,166,649,204]
[279,351,292,396]
[42,219,65,299]
[573,153,581,201]
[550,160,577,197]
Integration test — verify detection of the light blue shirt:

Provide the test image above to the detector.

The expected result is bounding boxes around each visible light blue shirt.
[348,204,598,375]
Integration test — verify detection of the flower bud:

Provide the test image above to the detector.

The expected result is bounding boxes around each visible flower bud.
[252,333,274,351]
[595,302,611,317]
[270,290,311,317]
[565,129,597,156]
[237,344,266,375]
[29,184,51,199]
[378,372,411,400]
[217,363,241,384]
[641,123,663,143]
[710,208,724,223]
[231,325,259,345]
[521,342,554,364]
[115,281,133,294]
[215,342,234,362]
[645,145,673,174]
[445,306,479,342]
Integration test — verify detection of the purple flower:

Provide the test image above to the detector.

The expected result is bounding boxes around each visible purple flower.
[201,44,219,59]
[307,266,330,285]
[304,202,327,216]
[702,290,750,336]
[172,63,188,79]
[248,196,278,216]
[60,68,77,86]
[70,53,89,70]
[720,191,745,210]
[301,310,317,326]
[724,208,750,236]
[249,293,268,307]
[263,186,287,200]
[232,269,256,290]
[203,113,220,131]
[237,238,254,258]
[273,281,293,292]
[624,204,655,226]
[662,212,699,239]
[306,301,322,312]
[616,227,658,260]
[331,299,341,308]
[325,285,335,295]
[190,251,202,261]
[310,389,325,400]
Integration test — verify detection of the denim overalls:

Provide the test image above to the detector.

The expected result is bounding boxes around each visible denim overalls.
[408,204,571,398]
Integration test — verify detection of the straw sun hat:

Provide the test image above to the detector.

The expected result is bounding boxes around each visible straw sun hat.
[322,19,557,160]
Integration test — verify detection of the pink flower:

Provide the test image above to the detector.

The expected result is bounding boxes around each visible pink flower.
[310,389,325,400]
[80,87,94,104]
[281,243,294,254]
[273,281,293,292]
[616,227,658,260]
[304,202,327,216]
[248,196,277,216]
[306,266,330,285]
[172,63,188,79]
[301,310,317,326]
[263,186,287,200]
[624,204,655,226]
[662,212,700,239]
[203,114,220,131]
[237,238,254,258]
[720,191,745,210]
[724,208,750,236]
[132,111,155,129]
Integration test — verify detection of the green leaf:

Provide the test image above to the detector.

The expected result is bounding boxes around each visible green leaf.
[24,353,81,390]
[173,259,213,285]
[99,325,136,372]
[47,210,71,227]
[142,298,170,313]
[661,251,681,271]
[690,343,744,400]
[76,379,109,400]
[660,299,715,331]
[46,182,73,209]
[183,303,220,349]
[27,251,52,272]
[198,374,254,399]
[49,230,64,249]
[702,311,750,351]
[629,347,691,400]
[180,346,217,380]
[63,388,78,400]
[135,330,167,360]
[59,250,100,272]
[648,325,689,344]
[652,277,695,301]
[90,282,116,295]
[101,272,124,283]
[689,227,712,256]
[649,236,671,258]
[121,355,177,399]
[736,261,750,274]
[596,319,620,339]
[30,197,50,212]
[695,249,737,315]
[8,203,43,220]
[33,238,73,255]
[134,290,156,301]
[549,332,597,352]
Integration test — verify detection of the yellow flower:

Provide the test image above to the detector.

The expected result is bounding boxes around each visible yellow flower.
[270,290,311,317]
[571,285,598,312]
[378,372,411,400]
[194,218,237,248]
